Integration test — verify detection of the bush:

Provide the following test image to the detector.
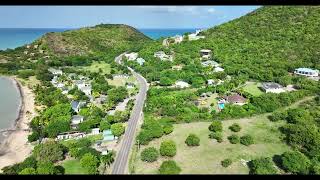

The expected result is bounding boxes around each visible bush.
[208,121,223,132]
[32,140,65,163]
[159,160,181,174]
[209,132,222,142]
[160,140,177,157]
[240,135,254,146]
[111,123,125,137]
[36,161,56,175]
[163,124,174,135]
[281,151,311,174]
[28,131,40,142]
[185,134,200,146]
[221,159,232,167]
[248,157,278,174]
[19,168,37,175]
[268,111,287,122]
[228,134,240,144]
[140,147,159,162]
[136,130,153,145]
[80,153,99,174]
[229,123,241,132]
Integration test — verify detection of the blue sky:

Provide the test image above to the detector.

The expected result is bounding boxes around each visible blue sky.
[0,6,260,29]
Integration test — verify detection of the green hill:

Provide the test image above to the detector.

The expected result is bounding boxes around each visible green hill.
[35,24,152,56]
[200,6,320,80]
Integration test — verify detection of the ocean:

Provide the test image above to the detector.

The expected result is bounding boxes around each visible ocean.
[0,77,21,141]
[0,28,197,50]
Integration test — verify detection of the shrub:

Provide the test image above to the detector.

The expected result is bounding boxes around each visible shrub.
[140,147,159,162]
[111,123,125,137]
[281,151,311,174]
[36,161,56,175]
[268,111,287,122]
[248,157,278,174]
[160,140,177,157]
[208,121,223,132]
[228,134,240,144]
[209,132,223,143]
[159,160,181,174]
[80,153,99,174]
[240,135,254,146]
[163,124,174,135]
[221,159,232,167]
[19,168,37,175]
[185,134,200,146]
[28,131,40,142]
[32,140,65,163]
[136,130,153,145]
[229,123,241,132]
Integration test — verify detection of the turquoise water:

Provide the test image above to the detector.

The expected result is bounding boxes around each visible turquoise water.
[0,77,21,141]
[0,28,197,50]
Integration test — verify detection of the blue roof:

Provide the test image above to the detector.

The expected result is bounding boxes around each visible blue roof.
[295,68,319,73]
[103,130,112,135]
[71,101,79,109]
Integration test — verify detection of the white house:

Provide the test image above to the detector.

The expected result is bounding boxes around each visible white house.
[56,131,86,140]
[200,49,212,60]
[71,115,84,129]
[207,79,215,86]
[154,51,173,62]
[136,58,145,66]
[48,68,63,75]
[91,128,100,135]
[80,86,92,96]
[213,67,225,72]
[188,30,205,41]
[174,81,190,89]
[124,52,138,61]
[294,68,319,77]
[261,82,286,93]
[173,35,183,44]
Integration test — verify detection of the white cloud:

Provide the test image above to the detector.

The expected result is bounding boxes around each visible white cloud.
[207,8,216,14]
[137,6,200,15]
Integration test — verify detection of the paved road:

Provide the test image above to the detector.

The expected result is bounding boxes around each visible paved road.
[111,54,148,174]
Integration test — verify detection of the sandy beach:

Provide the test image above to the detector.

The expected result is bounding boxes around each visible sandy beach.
[0,78,36,172]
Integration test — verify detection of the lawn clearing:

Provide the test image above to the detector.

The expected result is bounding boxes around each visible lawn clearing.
[131,115,290,174]
[198,93,219,112]
[81,61,111,75]
[242,82,264,96]
[62,159,88,174]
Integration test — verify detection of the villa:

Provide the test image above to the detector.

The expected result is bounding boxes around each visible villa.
[71,115,84,129]
[136,57,145,65]
[294,68,319,77]
[124,52,138,61]
[103,130,118,141]
[61,86,69,95]
[71,100,86,113]
[173,35,183,44]
[207,79,215,86]
[223,94,247,106]
[174,80,190,89]
[91,128,100,135]
[261,82,285,93]
[188,30,205,41]
[48,68,63,75]
[201,60,219,67]
[79,86,92,96]
[56,131,86,140]
[154,51,174,61]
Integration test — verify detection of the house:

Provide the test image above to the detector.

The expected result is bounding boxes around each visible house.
[56,131,86,140]
[136,58,145,66]
[95,95,107,104]
[223,94,247,106]
[174,81,190,89]
[71,115,84,129]
[48,68,63,75]
[172,65,183,71]
[51,76,58,84]
[261,82,286,93]
[71,100,86,113]
[213,67,224,72]
[200,49,212,59]
[33,44,39,49]
[124,52,138,61]
[26,45,30,49]
[294,68,319,77]
[201,60,219,67]
[112,74,129,79]
[56,83,65,88]
[91,128,100,135]
[154,51,173,61]
[173,35,183,44]
[188,30,205,41]
[23,51,28,55]
[162,38,170,47]
[61,86,69,94]
[39,49,45,54]
[79,85,92,96]
[207,79,215,86]
[103,130,118,141]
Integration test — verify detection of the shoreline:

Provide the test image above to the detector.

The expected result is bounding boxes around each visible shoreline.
[0,77,35,172]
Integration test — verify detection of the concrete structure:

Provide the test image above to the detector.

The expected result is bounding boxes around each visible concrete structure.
[213,67,225,72]
[174,80,190,89]
[207,79,215,86]
[223,94,247,105]
[48,68,63,75]
[124,52,138,61]
[103,130,118,141]
[294,68,319,77]
[154,51,173,61]
[201,60,219,67]
[91,128,100,135]
[173,35,183,44]
[80,86,92,96]
[56,131,86,140]
[200,49,212,60]
[261,82,286,93]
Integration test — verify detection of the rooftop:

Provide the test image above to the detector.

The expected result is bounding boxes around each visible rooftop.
[295,68,319,73]
[262,82,284,89]
[224,94,246,103]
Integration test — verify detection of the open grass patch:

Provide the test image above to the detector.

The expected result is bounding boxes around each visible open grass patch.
[81,61,111,75]
[242,82,264,97]
[62,159,88,174]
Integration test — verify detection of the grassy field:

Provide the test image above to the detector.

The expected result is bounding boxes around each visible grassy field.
[62,159,88,174]
[107,75,136,87]
[131,115,290,174]
[242,82,264,96]
[81,61,111,75]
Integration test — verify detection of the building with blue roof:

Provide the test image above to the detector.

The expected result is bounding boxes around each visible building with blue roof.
[294,68,319,77]
[103,130,118,141]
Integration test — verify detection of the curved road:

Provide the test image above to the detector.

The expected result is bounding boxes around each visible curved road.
[111,53,148,174]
